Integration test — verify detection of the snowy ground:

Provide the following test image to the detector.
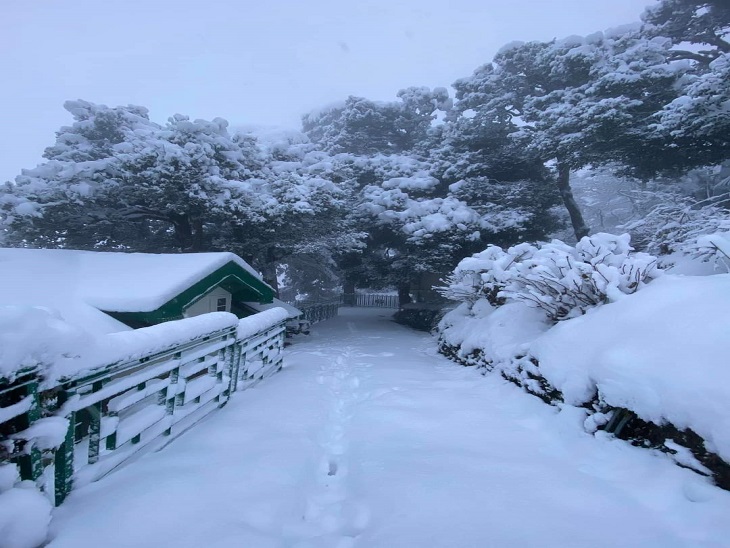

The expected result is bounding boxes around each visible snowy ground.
[47,308,730,548]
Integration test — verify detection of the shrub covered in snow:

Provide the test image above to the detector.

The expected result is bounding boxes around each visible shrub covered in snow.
[682,232,730,273]
[437,245,730,488]
[624,195,730,273]
[439,233,661,322]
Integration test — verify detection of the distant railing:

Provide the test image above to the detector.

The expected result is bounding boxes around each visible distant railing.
[340,293,399,308]
[296,299,340,324]
[0,310,287,506]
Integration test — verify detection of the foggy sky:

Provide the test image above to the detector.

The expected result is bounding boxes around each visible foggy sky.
[1,0,654,182]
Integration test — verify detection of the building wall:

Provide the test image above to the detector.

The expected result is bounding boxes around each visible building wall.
[183,287,232,318]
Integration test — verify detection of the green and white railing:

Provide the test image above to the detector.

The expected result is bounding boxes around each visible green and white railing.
[0,308,288,506]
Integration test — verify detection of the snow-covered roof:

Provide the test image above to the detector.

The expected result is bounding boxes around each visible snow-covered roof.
[0,248,267,335]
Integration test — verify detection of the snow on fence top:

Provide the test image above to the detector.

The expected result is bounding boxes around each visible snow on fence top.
[0,308,240,384]
[242,298,302,320]
[237,307,289,339]
[1,305,291,384]
[0,247,268,319]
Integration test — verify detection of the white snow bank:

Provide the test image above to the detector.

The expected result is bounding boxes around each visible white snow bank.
[237,307,288,339]
[531,274,730,460]
[0,483,52,548]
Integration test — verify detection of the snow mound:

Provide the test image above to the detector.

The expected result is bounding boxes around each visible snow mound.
[439,300,548,362]
[531,274,730,461]
[0,483,52,548]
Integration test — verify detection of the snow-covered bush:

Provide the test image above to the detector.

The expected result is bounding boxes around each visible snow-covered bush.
[440,233,661,322]
[689,232,730,272]
[437,245,515,306]
[623,193,730,272]
[438,257,730,488]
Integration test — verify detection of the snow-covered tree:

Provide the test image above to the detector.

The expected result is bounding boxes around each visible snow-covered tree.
[643,1,730,171]
[112,114,268,251]
[3,102,273,252]
[2,101,356,294]
[219,131,366,292]
[3,100,159,250]
[451,27,690,239]
[302,87,450,157]
[301,82,568,296]
[643,0,730,65]
[429,103,563,246]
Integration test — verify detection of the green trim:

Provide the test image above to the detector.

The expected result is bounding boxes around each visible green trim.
[105,261,273,328]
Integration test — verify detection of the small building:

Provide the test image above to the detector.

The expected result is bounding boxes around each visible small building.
[0,248,298,334]
[0,248,297,508]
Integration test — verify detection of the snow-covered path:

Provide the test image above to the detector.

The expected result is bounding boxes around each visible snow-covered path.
[48,309,730,548]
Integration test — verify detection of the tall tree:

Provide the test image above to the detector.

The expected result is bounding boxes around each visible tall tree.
[302,87,450,156]
[1,101,353,292]
[451,26,689,239]
[4,100,159,250]
[643,0,730,65]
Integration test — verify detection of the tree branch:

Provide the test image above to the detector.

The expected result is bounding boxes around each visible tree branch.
[668,50,715,65]
[119,206,171,223]
[704,35,730,54]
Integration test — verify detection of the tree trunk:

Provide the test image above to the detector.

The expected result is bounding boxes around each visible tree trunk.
[261,263,279,296]
[171,213,193,250]
[343,278,356,306]
[190,218,205,252]
[398,283,412,307]
[261,247,280,297]
[556,163,589,241]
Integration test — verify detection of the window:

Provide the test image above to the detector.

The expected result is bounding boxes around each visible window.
[216,297,227,312]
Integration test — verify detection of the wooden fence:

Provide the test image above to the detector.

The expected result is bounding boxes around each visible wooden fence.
[0,311,286,506]
[340,294,399,308]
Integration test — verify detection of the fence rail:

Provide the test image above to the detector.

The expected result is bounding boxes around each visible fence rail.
[0,312,286,506]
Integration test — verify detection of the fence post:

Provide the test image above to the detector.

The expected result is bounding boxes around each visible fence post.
[229,343,242,395]
[54,406,76,506]
[86,381,104,464]
[17,381,43,483]
[165,357,181,435]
